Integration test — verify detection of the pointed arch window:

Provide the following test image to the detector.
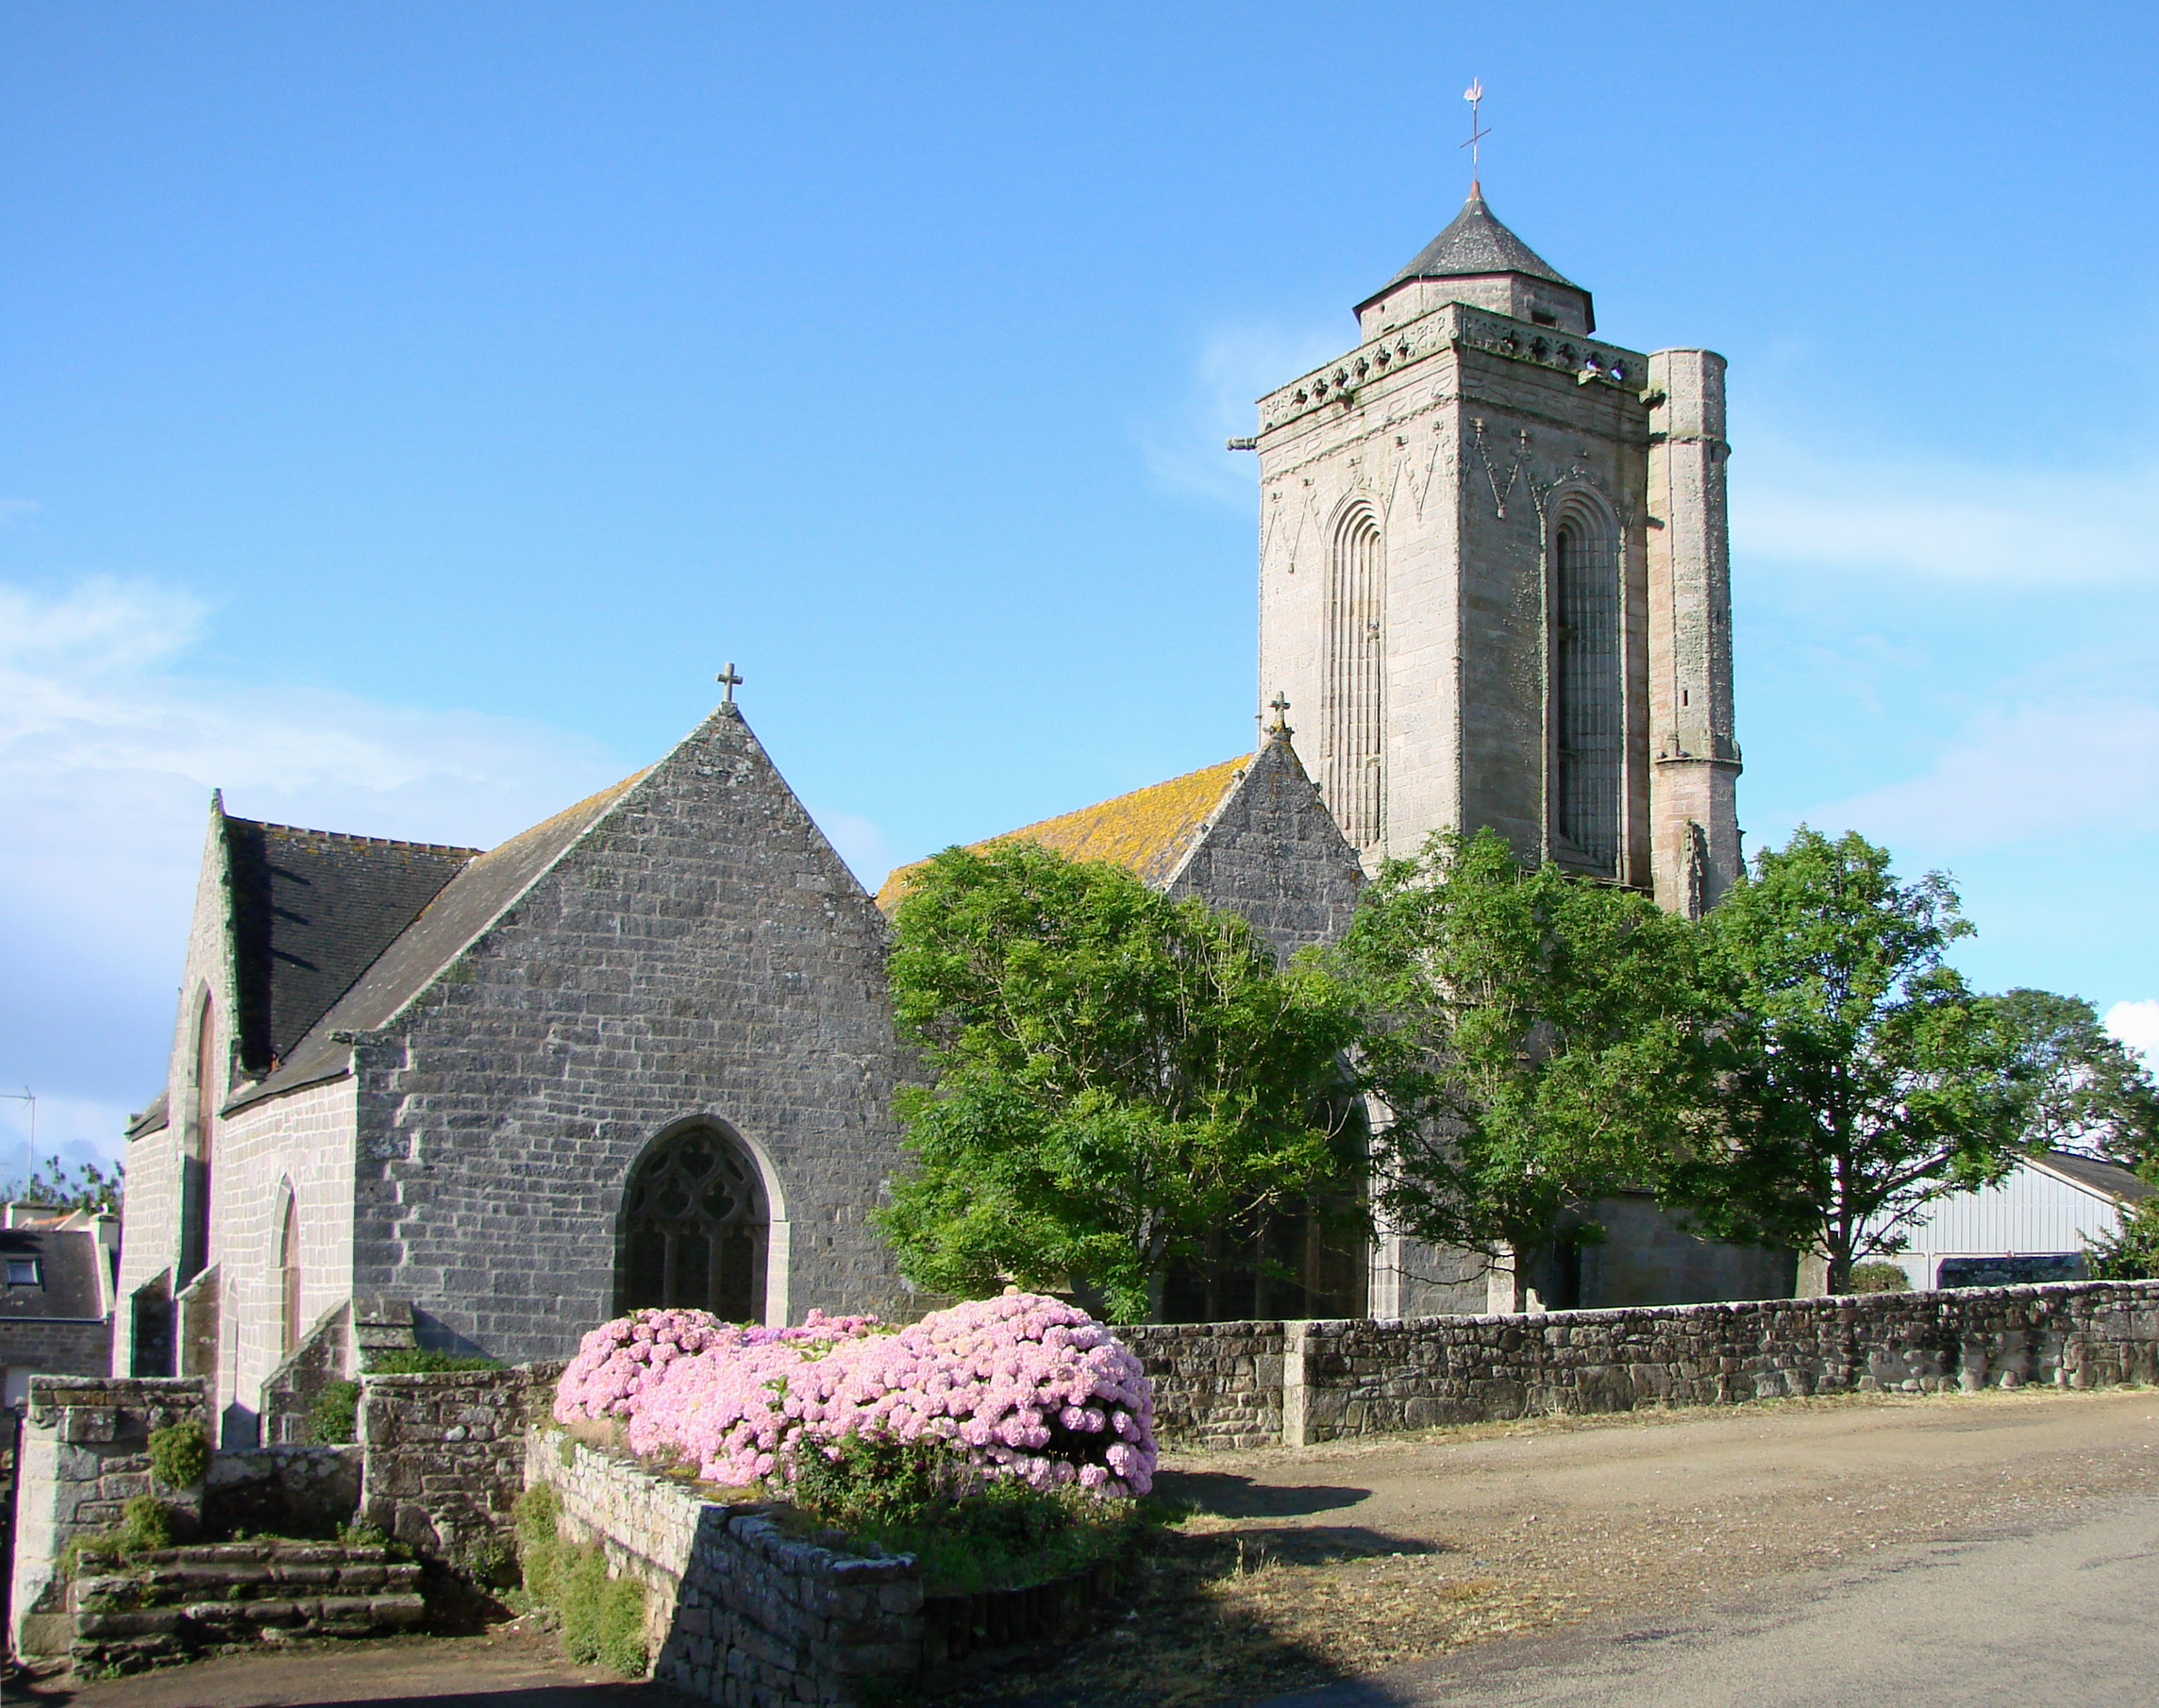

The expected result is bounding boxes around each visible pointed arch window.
[1552,511,1623,873]
[277,1185,302,1358]
[1322,506,1384,850]
[180,993,216,1285]
[616,1122,769,1323]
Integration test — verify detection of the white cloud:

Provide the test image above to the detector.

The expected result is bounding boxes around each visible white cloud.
[1803,695,2159,851]
[2105,999,2159,1070]
[1732,437,2159,587]
[1,577,899,1157]
[0,577,629,1147]
[0,1094,135,1188]
[1139,320,1344,505]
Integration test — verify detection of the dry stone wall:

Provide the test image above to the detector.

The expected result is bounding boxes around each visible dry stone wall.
[1129,1280,2159,1449]
[356,1367,539,1566]
[529,1425,925,1707]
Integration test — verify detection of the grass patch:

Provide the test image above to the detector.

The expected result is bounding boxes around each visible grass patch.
[512,1483,647,1678]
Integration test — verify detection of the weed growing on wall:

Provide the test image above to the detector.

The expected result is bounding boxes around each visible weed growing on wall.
[146,1420,209,1489]
[512,1483,646,1678]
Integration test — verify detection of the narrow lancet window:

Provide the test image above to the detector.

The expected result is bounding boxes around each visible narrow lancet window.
[1322,508,1384,850]
[1553,516,1622,873]
[180,993,216,1285]
[277,1187,302,1357]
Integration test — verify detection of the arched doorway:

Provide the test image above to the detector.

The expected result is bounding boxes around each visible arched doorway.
[615,1121,770,1322]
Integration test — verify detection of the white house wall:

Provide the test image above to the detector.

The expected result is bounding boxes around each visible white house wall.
[1884,1163,2124,1289]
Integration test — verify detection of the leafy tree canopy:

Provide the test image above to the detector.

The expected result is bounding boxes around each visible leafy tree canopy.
[1676,828,2024,1292]
[2085,1196,2159,1281]
[1330,828,1723,1303]
[2,1153,123,1213]
[1978,987,2159,1175]
[875,842,1364,1321]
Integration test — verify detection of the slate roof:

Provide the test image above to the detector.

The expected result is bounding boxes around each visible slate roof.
[223,815,480,1074]
[0,1226,108,1321]
[2034,1149,2155,1204]
[876,756,1247,911]
[1357,189,1589,327]
[228,771,650,1110]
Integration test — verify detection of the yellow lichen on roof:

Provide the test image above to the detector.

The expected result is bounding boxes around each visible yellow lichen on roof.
[875,755,1246,912]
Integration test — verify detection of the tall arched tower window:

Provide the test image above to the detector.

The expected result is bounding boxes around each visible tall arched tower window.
[277,1184,302,1358]
[616,1122,769,1322]
[180,993,216,1285]
[1551,510,1623,874]
[1322,505,1384,850]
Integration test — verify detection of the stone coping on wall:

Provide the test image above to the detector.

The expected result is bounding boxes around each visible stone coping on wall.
[1120,1279,2159,1448]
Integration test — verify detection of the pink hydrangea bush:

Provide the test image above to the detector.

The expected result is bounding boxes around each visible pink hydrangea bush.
[553,1308,879,1424]
[558,1292,1156,1499]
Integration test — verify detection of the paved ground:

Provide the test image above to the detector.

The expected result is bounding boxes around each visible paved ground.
[1257,1494,2159,1707]
[12,1387,2156,1708]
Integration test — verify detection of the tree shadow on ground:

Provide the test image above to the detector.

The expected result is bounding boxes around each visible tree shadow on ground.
[1152,1469,1372,1520]
[931,1521,1480,1707]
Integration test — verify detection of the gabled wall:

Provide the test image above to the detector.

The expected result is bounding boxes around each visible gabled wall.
[346,708,912,1362]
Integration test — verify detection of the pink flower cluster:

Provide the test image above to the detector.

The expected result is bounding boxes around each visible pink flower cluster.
[553,1293,1157,1499]
[553,1308,879,1423]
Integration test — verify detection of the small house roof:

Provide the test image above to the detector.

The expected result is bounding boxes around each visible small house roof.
[2033,1149,2155,1204]
[0,1225,108,1322]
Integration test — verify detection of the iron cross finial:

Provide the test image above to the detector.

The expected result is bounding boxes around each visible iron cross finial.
[716,661,744,705]
[1461,78,1490,193]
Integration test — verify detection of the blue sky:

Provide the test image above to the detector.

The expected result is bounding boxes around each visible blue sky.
[6,2,2158,1175]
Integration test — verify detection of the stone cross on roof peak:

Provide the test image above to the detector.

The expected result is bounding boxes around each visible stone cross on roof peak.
[716,662,744,708]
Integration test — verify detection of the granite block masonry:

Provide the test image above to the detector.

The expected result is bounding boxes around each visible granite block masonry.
[1120,1278,2159,1448]
[8,1377,209,1660]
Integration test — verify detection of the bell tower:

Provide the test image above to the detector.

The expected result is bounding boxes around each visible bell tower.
[1248,187,1740,912]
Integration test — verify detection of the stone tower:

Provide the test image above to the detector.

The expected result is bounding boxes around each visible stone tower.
[1249,186,1740,912]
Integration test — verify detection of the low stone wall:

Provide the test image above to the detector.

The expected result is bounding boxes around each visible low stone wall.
[204,1443,362,1539]
[527,1427,925,1707]
[1116,1319,1283,1449]
[70,1541,424,1672]
[8,1377,208,1660]
[1128,1279,2159,1449]
[357,1367,544,1567]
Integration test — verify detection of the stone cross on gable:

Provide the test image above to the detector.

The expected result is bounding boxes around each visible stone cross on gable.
[1267,692,1292,734]
[716,662,744,705]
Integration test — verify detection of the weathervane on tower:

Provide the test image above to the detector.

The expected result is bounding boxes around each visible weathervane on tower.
[1461,78,1490,194]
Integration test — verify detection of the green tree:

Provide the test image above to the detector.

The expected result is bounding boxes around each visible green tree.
[876,842,1365,1321]
[2084,1196,2159,1281]
[1331,828,1724,1308]
[2,1153,123,1213]
[1979,987,2159,1173]
[1679,828,2024,1294]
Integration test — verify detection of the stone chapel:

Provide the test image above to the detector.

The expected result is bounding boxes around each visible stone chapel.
[115,183,1782,1443]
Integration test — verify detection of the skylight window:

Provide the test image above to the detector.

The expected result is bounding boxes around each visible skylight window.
[5,1258,41,1286]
